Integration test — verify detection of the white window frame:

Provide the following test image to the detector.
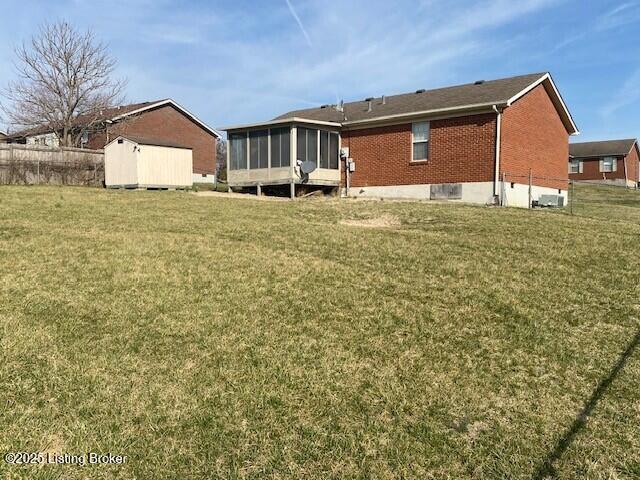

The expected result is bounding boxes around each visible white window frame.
[601,156,616,173]
[569,159,581,174]
[411,122,430,162]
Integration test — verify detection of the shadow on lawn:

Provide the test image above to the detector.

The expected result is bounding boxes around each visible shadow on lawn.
[533,328,640,480]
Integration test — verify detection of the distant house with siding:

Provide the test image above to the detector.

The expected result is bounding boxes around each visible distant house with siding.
[223,72,578,208]
[569,139,639,187]
[5,100,221,184]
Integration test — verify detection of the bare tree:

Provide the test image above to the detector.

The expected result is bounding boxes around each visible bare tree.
[1,21,126,147]
[216,139,227,181]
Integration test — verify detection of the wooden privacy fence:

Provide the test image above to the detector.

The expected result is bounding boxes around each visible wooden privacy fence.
[0,144,105,186]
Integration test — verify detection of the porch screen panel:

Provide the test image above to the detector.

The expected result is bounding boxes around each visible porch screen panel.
[280,128,290,167]
[297,127,318,166]
[249,130,268,169]
[320,131,329,169]
[270,127,291,168]
[329,133,339,169]
[297,128,306,163]
[229,133,247,170]
[307,129,317,165]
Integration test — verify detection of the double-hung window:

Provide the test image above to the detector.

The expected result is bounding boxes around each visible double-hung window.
[412,122,429,161]
[600,156,616,173]
[569,159,581,174]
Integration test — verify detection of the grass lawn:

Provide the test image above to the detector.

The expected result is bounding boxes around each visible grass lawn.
[1,185,639,479]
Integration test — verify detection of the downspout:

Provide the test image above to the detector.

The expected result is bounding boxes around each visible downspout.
[623,155,628,188]
[492,105,502,202]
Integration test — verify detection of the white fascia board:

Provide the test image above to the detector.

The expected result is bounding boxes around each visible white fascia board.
[221,117,342,132]
[111,99,222,139]
[507,73,580,135]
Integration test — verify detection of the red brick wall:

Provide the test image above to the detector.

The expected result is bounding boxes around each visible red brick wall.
[628,144,640,185]
[87,104,217,174]
[342,113,496,188]
[500,84,569,190]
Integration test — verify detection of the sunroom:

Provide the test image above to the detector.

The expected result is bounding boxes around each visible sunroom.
[224,118,342,197]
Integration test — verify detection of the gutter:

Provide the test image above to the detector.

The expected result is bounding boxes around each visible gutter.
[492,105,502,199]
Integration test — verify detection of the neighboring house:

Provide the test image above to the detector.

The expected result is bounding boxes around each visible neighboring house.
[0,131,6,143]
[6,99,221,184]
[223,72,578,207]
[569,139,639,188]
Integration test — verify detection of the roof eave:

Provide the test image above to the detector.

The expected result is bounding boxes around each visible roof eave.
[341,101,507,128]
[221,117,343,132]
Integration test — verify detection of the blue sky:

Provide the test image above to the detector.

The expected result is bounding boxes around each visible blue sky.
[0,0,639,141]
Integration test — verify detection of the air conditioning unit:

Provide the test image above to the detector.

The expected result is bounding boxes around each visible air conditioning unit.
[537,194,565,208]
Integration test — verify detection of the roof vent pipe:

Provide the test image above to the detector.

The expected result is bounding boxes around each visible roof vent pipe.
[367,100,372,112]
[382,95,386,105]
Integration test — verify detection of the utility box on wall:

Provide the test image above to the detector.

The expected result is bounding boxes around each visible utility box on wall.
[105,135,193,189]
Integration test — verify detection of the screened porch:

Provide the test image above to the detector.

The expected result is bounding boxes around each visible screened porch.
[226,121,341,190]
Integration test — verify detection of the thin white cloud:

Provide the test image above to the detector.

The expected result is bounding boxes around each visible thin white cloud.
[596,1,640,30]
[284,0,313,47]
[0,0,565,130]
[601,68,640,117]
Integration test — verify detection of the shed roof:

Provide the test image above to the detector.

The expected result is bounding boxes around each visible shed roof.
[569,139,637,158]
[109,135,192,150]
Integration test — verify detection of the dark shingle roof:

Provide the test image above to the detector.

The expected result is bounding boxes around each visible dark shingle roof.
[7,100,167,138]
[569,139,637,158]
[273,73,548,123]
[118,135,191,149]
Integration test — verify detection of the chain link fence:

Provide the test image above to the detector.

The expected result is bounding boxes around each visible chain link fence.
[567,180,640,222]
[499,172,640,221]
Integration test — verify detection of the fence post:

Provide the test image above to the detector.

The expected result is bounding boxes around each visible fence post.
[570,180,574,215]
[528,169,532,209]
[37,159,40,184]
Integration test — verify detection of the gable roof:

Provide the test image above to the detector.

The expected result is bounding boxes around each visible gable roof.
[265,72,578,134]
[569,139,637,158]
[105,135,192,150]
[110,99,222,138]
[7,99,221,139]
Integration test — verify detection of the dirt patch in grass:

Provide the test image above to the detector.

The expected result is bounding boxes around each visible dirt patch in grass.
[340,214,402,229]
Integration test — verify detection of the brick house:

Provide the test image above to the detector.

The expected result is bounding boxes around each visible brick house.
[223,72,578,207]
[569,139,639,187]
[6,100,221,183]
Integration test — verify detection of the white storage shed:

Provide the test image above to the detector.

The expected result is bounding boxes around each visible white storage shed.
[105,135,193,189]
